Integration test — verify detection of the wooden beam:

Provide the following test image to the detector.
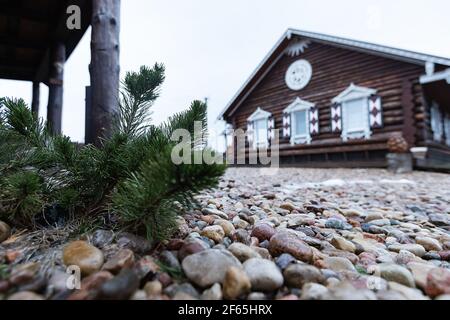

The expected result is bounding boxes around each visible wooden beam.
[88,0,120,145]
[47,42,65,135]
[31,81,40,115]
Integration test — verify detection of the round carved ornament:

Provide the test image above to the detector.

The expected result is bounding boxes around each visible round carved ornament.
[285,59,312,91]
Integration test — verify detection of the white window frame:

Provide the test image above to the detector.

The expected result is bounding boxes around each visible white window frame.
[332,83,376,142]
[430,101,444,142]
[247,107,271,149]
[283,97,314,145]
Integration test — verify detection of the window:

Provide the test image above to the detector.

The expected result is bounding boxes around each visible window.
[247,107,272,149]
[294,110,307,136]
[254,118,268,147]
[430,102,443,142]
[344,98,367,133]
[332,83,376,142]
[283,97,316,145]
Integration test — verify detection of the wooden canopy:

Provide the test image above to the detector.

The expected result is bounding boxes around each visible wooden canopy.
[0,0,91,83]
[1,0,120,144]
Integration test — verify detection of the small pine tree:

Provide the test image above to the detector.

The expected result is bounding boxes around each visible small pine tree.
[0,64,226,241]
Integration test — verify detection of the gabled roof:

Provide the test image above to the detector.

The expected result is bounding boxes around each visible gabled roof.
[219,28,450,120]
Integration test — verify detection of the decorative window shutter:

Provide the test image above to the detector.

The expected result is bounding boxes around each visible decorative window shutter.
[247,121,254,145]
[282,112,291,138]
[368,95,383,128]
[309,107,319,135]
[331,103,342,133]
[267,116,275,141]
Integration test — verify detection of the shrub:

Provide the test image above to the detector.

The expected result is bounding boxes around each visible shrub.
[0,64,226,241]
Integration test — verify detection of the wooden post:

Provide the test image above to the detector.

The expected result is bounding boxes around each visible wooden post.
[85,86,93,144]
[88,0,120,145]
[31,81,40,115]
[47,42,66,135]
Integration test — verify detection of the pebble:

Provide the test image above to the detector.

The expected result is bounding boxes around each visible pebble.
[283,264,325,288]
[231,229,251,245]
[9,262,40,285]
[159,250,181,270]
[280,202,297,211]
[116,232,152,254]
[144,280,163,297]
[228,243,261,262]
[330,236,356,253]
[251,224,276,242]
[202,208,228,219]
[406,262,436,289]
[182,249,242,288]
[178,240,207,261]
[365,212,384,222]
[372,263,415,288]
[300,283,329,300]
[164,282,199,299]
[368,219,391,227]
[388,243,426,257]
[102,249,135,274]
[388,282,429,300]
[223,266,251,299]
[243,258,283,291]
[91,229,115,248]
[0,221,11,243]
[269,232,313,263]
[275,253,297,270]
[214,219,235,236]
[68,271,114,300]
[201,283,223,300]
[232,216,249,229]
[415,236,443,252]
[321,257,356,272]
[201,225,225,243]
[425,268,450,297]
[325,218,352,230]
[247,292,267,300]
[63,241,104,276]
[395,250,417,265]
[98,269,140,300]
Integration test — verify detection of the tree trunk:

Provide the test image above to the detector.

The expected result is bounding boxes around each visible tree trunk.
[31,81,40,115]
[47,42,66,135]
[88,0,120,146]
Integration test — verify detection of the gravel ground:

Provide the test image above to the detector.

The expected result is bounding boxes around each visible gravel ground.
[1,168,450,300]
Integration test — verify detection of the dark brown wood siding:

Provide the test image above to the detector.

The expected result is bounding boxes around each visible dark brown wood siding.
[226,40,430,162]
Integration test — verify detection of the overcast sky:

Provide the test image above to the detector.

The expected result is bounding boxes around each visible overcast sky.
[1,0,449,150]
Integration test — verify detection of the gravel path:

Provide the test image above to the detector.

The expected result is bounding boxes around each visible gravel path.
[1,168,450,300]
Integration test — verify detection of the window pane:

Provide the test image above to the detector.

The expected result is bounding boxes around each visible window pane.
[345,99,365,131]
[255,119,267,142]
[294,111,307,135]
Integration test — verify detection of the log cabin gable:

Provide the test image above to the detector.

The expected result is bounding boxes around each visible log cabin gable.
[220,29,450,124]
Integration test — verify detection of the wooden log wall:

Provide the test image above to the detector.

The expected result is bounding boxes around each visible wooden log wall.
[228,41,427,158]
